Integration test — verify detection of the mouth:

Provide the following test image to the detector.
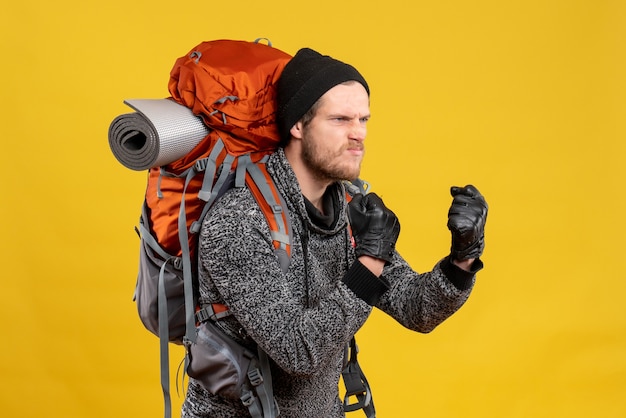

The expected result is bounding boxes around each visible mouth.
[346,144,364,154]
[346,148,364,158]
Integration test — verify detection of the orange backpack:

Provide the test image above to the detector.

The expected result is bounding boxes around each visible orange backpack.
[132,39,292,418]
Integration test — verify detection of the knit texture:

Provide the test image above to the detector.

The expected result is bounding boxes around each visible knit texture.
[182,148,475,417]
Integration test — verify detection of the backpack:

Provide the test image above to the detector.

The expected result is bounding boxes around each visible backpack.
[120,38,375,418]
[137,38,292,343]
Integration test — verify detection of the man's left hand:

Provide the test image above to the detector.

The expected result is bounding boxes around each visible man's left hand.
[447,184,488,261]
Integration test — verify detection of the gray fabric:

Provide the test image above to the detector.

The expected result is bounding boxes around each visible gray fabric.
[108,99,209,171]
[188,320,278,418]
[182,148,475,418]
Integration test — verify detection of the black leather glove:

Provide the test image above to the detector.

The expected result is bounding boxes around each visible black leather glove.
[348,193,400,264]
[447,184,488,260]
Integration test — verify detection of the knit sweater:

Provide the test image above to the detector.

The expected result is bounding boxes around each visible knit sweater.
[182,148,477,418]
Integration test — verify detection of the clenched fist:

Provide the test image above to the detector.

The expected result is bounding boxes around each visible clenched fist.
[348,193,400,264]
[447,185,488,260]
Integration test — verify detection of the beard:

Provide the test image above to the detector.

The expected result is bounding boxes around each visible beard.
[301,137,363,183]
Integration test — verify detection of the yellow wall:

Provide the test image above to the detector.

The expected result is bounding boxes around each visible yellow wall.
[2,1,625,417]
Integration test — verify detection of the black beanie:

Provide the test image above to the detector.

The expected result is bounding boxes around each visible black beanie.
[277,48,370,144]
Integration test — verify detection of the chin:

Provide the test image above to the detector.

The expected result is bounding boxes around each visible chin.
[344,170,361,182]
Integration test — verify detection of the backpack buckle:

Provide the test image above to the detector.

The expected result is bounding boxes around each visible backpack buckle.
[248,368,263,386]
[189,50,202,64]
[194,158,208,172]
[240,390,255,406]
[171,257,183,270]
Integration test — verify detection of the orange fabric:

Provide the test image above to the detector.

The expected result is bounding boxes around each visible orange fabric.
[211,303,229,315]
[168,39,292,155]
[145,40,293,258]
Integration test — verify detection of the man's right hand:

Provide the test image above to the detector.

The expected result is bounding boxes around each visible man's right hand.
[348,192,400,264]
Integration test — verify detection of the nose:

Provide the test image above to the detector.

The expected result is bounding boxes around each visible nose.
[349,118,367,142]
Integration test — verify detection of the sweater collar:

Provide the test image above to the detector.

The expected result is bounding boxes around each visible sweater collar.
[267,148,348,235]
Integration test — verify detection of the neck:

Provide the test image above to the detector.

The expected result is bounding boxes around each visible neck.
[284,143,331,213]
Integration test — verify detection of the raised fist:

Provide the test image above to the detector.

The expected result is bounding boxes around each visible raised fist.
[348,193,400,264]
[447,185,488,260]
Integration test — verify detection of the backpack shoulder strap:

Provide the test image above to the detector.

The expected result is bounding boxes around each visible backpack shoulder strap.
[342,179,376,418]
[240,155,292,273]
[342,337,376,417]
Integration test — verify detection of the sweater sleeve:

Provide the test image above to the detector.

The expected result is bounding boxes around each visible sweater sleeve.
[440,255,483,291]
[375,252,476,333]
[342,260,390,305]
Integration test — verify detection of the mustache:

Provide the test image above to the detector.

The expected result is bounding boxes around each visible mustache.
[346,142,364,151]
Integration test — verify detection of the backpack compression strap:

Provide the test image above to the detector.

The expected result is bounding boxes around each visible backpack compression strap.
[137,204,180,418]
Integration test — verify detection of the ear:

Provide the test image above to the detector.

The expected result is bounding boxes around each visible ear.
[290,121,304,140]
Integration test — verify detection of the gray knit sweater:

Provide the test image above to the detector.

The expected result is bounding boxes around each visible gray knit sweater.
[182,148,476,417]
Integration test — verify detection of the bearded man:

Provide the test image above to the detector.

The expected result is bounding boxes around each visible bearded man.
[182,47,488,418]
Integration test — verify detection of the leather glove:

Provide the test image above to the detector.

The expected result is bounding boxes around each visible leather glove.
[447,184,488,260]
[348,193,400,264]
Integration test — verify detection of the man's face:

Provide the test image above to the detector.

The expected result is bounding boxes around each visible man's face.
[297,82,370,183]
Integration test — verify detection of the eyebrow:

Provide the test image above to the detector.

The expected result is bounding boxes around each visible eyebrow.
[326,113,371,119]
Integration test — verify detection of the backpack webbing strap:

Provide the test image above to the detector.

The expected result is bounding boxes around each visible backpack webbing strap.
[138,206,179,418]
[342,337,376,418]
[252,347,279,418]
[157,257,174,418]
[178,166,202,346]
[197,137,226,202]
[241,349,279,418]
[193,160,236,236]
[241,390,263,418]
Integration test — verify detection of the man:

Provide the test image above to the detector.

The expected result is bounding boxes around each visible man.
[182,48,488,417]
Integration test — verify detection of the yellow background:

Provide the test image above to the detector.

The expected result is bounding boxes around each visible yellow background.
[2,0,625,417]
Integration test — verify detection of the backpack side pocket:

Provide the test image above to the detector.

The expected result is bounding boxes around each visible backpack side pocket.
[187,320,256,400]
